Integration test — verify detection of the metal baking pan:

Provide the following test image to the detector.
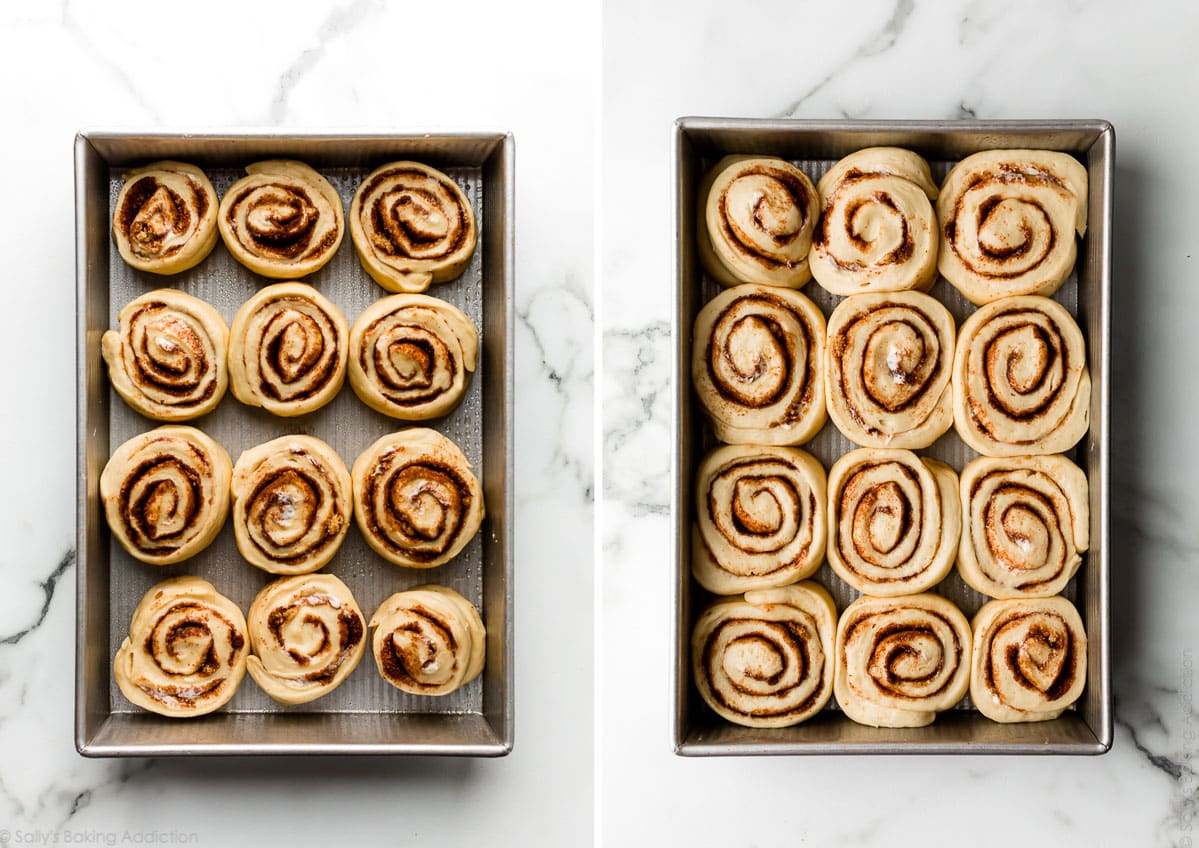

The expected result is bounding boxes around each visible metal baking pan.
[75,130,514,756]
[672,118,1112,755]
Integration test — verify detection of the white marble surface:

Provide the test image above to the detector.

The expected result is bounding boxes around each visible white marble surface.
[602,0,1199,845]
[0,1,594,846]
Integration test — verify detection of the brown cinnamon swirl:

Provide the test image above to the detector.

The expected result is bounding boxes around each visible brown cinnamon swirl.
[112,161,219,274]
[370,585,486,696]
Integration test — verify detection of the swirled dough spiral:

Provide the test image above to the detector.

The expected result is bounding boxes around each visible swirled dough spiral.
[102,289,229,421]
[810,147,939,295]
[824,291,955,448]
[958,455,1089,599]
[953,295,1090,456]
[227,282,348,417]
[231,435,353,575]
[827,448,960,596]
[971,596,1087,723]
[348,293,479,420]
[113,161,219,274]
[938,149,1088,305]
[246,573,366,705]
[350,161,478,293]
[692,444,827,595]
[692,284,827,445]
[352,429,485,569]
[691,582,837,728]
[834,593,971,727]
[699,156,820,288]
[370,585,486,696]
[218,160,344,278]
[100,426,232,565]
[113,576,248,717]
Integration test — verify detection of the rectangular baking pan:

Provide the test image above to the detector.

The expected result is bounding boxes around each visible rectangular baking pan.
[672,118,1113,755]
[75,130,514,756]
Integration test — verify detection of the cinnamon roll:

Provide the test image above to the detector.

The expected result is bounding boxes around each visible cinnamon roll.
[231,435,353,575]
[953,295,1090,456]
[810,148,939,295]
[112,161,219,274]
[827,448,960,596]
[834,593,971,728]
[218,160,344,278]
[102,289,229,421]
[692,284,827,445]
[824,291,955,449]
[971,596,1087,723]
[350,161,477,293]
[100,426,232,565]
[113,576,248,717]
[348,293,479,420]
[370,585,486,696]
[691,582,837,728]
[352,429,484,569]
[958,455,1089,599]
[699,156,820,288]
[938,149,1088,305]
[246,573,366,705]
[692,444,826,595]
[227,282,348,417]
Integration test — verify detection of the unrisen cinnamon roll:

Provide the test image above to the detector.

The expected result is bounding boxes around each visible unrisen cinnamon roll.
[350,161,477,293]
[102,289,229,421]
[227,282,348,417]
[824,291,955,449]
[100,426,232,565]
[231,435,352,575]
[370,585,486,696]
[692,444,826,595]
[953,295,1090,456]
[352,429,484,569]
[810,148,939,296]
[938,149,1088,305]
[113,576,248,717]
[691,582,837,728]
[692,284,826,445]
[348,293,478,420]
[834,593,971,728]
[827,448,960,596]
[218,160,344,278]
[246,573,366,705]
[113,161,219,274]
[699,156,820,288]
[971,596,1087,723]
[958,455,1089,599]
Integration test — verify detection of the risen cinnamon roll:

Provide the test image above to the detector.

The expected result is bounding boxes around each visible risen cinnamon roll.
[370,585,486,696]
[810,148,939,295]
[227,282,348,417]
[102,289,229,421]
[350,162,477,293]
[113,576,248,717]
[231,435,352,575]
[971,597,1087,723]
[692,444,826,595]
[692,284,827,445]
[348,293,479,420]
[699,156,820,288]
[953,295,1090,456]
[246,574,366,705]
[938,149,1088,305]
[100,426,232,565]
[691,582,837,728]
[112,161,219,274]
[352,429,484,569]
[834,593,971,728]
[218,160,344,278]
[824,291,955,449]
